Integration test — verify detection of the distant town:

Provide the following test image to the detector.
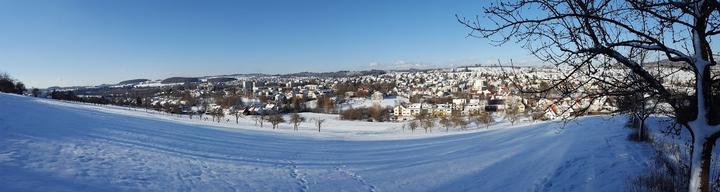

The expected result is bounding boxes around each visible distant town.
[30,63,695,129]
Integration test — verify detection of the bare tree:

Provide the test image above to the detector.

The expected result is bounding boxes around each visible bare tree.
[369,104,384,122]
[415,111,435,133]
[313,118,326,132]
[505,99,522,125]
[458,1,719,191]
[472,111,494,129]
[422,117,435,133]
[209,109,217,122]
[257,113,267,127]
[439,116,453,132]
[451,111,469,130]
[317,96,335,113]
[214,108,225,123]
[408,120,419,133]
[618,80,659,142]
[268,114,285,129]
[231,108,244,124]
[289,112,306,131]
[197,103,207,120]
[210,108,218,122]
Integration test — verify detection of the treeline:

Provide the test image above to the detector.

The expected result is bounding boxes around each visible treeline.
[339,105,392,122]
[49,91,111,105]
[0,73,26,94]
[333,82,396,97]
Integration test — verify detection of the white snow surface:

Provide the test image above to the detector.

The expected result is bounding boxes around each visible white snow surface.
[0,93,651,191]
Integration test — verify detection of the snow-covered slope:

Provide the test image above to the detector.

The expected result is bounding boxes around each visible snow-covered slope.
[0,93,651,191]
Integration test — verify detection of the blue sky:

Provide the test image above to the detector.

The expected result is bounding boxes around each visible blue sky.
[0,0,530,88]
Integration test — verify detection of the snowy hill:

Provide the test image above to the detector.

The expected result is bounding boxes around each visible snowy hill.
[0,93,651,191]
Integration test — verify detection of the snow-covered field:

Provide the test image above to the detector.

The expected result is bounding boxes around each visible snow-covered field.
[0,93,652,191]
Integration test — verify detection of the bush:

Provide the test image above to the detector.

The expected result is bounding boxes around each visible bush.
[340,107,370,121]
[340,106,391,122]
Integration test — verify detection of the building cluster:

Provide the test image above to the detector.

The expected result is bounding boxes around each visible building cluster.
[50,66,645,121]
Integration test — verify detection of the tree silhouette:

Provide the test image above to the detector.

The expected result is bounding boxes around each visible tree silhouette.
[459,1,719,191]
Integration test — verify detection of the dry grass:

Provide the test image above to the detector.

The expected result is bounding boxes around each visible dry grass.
[629,147,689,192]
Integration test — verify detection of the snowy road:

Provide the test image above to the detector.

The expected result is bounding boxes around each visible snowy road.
[0,94,650,191]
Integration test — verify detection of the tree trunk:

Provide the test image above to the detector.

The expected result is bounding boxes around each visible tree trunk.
[638,116,645,141]
[688,21,716,190]
[689,129,718,192]
[638,120,644,141]
[688,60,717,192]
